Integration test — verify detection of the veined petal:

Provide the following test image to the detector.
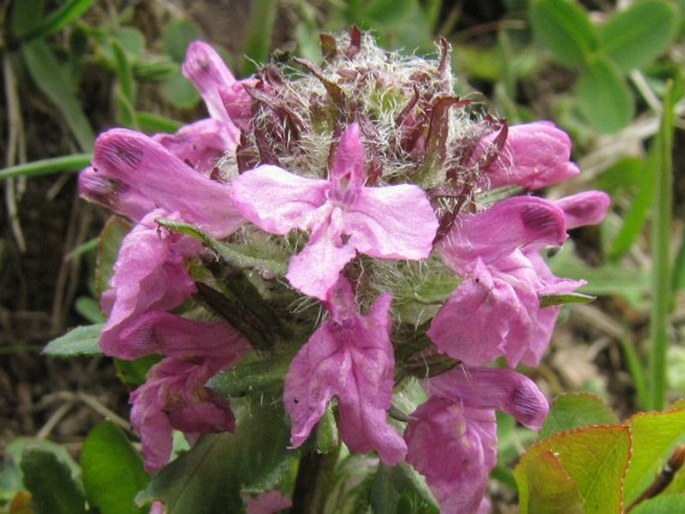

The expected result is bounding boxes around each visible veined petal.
[345,184,438,259]
[555,190,610,229]
[283,292,406,464]
[182,41,237,125]
[230,164,329,234]
[440,196,567,272]
[153,118,238,176]
[130,351,245,472]
[478,121,580,190]
[86,129,243,236]
[427,256,541,367]
[100,211,200,358]
[286,211,357,300]
[427,367,549,429]
[405,397,497,514]
[329,123,366,204]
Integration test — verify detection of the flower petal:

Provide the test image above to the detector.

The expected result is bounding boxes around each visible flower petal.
[405,397,497,514]
[182,41,237,126]
[99,211,201,358]
[153,118,238,176]
[440,196,567,272]
[283,293,406,464]
[230,164,329,234]
[85,129,243,236]
[477,121,580,190]
[346,184,438,259]
[555,190,610,229]
[427,367,549,429]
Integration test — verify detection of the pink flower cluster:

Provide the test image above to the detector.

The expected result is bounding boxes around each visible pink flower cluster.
[79,35,609,513]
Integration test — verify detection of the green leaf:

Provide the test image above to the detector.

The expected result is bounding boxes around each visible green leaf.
[365,0,413,25]
[540,393,619,438]
[15,0,96,42]
[156,218,287,276]
[208,354,292,398]
[42,324,104,357]
[21,40,95,151]
[623,406,685,506]
[10,0,46,37]
[515,425,631,514]
[576,57,634,133]
[81,422,148,514]
[96,216,131,298]
[598,0,677,72]
[162,19,203,63]
[368,463,439,514]
[163,73,201,109]
[631,494,685,514]
[539,292,595,308]
[241,0,278,75]
[529,0,599,67]
[515,449,584,514]
[137,402,292,514]
[20,448,87,514]
[114,355,161,386]
[548,242,649,306]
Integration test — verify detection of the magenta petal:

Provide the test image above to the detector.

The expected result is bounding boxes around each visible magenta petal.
[427,367,549,429]
[440,196,567,272]
[555,190,610,229]
[112,311,251,360]
[230,164,329,234]
[286,216,357,301]
[283,293,407,465]
[479,121,580,190]
[99,211,201,358]
[182,41,237,125]
[346,184,438,260]
[329,123,366,203]
[153,119,238,176]
[428,257,540,367]
[85,129,243,236]
[129,325,248,472]
[79,165,156,220]
[405,397,497,514]
[130,358,234,472]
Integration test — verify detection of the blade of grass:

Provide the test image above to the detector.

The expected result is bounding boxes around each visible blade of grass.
[647,80,675,411]
[22,40,95,151]
[240,0,278,75]
[15,0,95,42]
[0,154,92,181]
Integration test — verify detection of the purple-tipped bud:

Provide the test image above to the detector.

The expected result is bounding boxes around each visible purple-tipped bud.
[427,366,549,429]
[556,190,611,229]
[473,121,580,190]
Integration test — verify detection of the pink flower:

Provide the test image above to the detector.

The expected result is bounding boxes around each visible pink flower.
[429,196,582,367]
[472,121,580,190]
[230,123,438,299]
[405,397,497,514]
[130,323,249,472]
[405,367,547,513]
[79,129,243,237]
[426,366,549,429]
[556,190,611,229]
[99,210,201,358]
[438,195,568,272]
[153,119,238,177]
[283,280,407,465]
[182,41,255,131]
